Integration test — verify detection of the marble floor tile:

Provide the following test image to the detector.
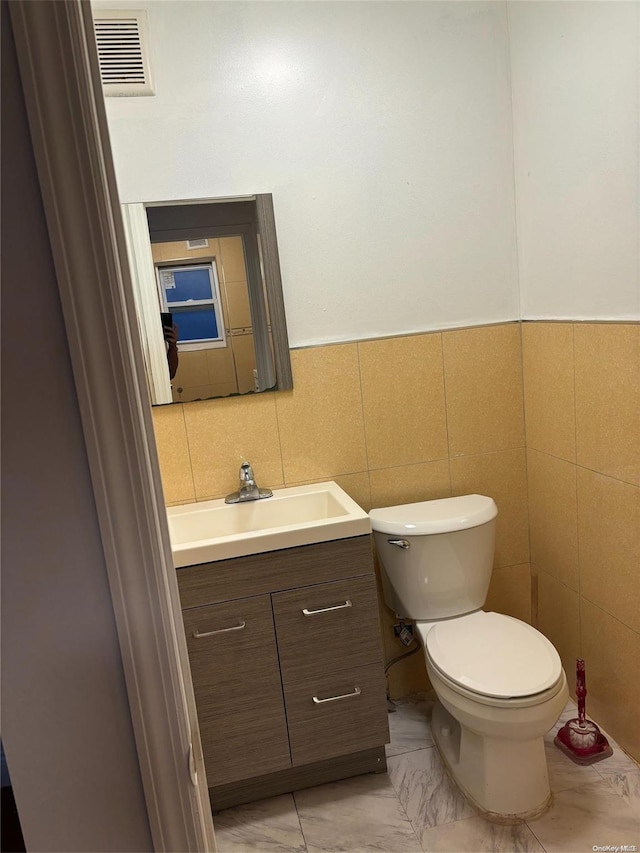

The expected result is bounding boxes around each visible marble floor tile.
[420,815,545,853]
[526,778,640,853]
[547,700,639,785]
[214,794,306,853]
[387,746,475,832]
[593,739,640,781]
[294,772,421,853]
[386,693,436,757]
[543,737,603,793]
[607,770,640,819]
[210,693,639,853]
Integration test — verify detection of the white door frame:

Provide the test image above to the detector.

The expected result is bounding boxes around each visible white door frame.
[8,1,216,849]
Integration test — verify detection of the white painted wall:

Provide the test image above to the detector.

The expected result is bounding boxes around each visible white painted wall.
[101,1,519,346]
[100,0,639,338]
[509,1,639,320]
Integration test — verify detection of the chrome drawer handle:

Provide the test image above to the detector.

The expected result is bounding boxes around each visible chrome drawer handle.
[192,621,246,639]
[302,600,352,616]
[312,687,362,704]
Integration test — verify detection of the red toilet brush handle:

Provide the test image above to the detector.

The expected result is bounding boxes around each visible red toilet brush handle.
[576,659,587,725]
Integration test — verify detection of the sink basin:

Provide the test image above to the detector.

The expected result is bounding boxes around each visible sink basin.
[167,481,371,567]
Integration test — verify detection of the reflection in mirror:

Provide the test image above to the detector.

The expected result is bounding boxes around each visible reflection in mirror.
[123,194,292,405]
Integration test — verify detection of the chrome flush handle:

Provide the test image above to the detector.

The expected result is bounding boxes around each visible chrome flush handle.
[387,538,410,549]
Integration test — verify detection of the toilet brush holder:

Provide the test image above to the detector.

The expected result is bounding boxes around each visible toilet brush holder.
[554,659,612,765]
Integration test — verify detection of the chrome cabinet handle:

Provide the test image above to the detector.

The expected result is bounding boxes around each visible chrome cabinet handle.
[302,600,352,616]
[312,687,362,704]
[192,621,246,639]
[388,538,410,549]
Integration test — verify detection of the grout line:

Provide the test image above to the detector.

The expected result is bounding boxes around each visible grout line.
[579,595,640,638]
[524,819,548,852]
[290,790,309,853]
[271,388,287,487]
[535,569,578,599]
[525,445,574,468]
[442,445,527,461]
[368,455,451,473]
[571,463,640,490]
[571,323,583,655]
[525,445,639,490]
[179,403,198,501]
[439,332,453,496]
[518,321,536,626]
[354,341,373,510]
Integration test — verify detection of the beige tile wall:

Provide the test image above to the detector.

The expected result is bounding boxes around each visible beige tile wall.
[154,318,639,759]
[522,322,640,761]
[153,321,530,699]
[153,318,639,760]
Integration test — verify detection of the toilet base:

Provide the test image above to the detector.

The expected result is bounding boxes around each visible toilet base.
[431,701,553,824]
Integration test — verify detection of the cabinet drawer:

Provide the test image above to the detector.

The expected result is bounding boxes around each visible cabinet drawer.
[272,575,384,684]
[284,665,389,767]
[177,536,374,609]
[183,595,291,786]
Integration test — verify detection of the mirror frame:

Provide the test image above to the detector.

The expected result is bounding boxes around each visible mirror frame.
[255,194,293,393]
[123,193,293,404]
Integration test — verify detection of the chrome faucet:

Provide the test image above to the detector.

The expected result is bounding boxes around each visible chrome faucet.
[225,462,273,504]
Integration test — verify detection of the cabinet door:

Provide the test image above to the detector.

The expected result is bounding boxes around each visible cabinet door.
[272,576,384,684]
[183,595,291,786]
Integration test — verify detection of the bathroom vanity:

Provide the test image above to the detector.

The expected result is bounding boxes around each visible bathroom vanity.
[172,484,390,811]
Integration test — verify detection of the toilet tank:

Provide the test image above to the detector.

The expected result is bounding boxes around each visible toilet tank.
[370,495,497,621]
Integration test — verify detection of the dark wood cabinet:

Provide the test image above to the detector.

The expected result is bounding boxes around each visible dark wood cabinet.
[272,575,384,683]
[182,595,291,786]
[178,535,389,808]
[284,664,389,767]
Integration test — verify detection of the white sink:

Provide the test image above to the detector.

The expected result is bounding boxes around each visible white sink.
[167,481,371,567]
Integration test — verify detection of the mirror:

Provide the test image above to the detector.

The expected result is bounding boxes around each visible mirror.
[123,193,292,405]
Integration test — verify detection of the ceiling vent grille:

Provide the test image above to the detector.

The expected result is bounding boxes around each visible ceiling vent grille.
[94,10,154,96]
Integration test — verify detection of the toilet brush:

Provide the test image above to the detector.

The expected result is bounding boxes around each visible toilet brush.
[554,659,613,765]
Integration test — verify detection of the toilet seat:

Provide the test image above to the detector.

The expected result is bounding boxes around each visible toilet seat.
[420,611,563,701]
[427,657,567,710]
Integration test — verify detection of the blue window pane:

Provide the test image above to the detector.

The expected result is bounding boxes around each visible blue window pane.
[165,268,213,304]
[174,307,219,342]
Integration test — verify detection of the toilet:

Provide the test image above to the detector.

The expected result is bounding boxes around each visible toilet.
[370,494,568,823]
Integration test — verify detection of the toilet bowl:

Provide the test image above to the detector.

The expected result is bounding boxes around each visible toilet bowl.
[416,613,568,821]
[370,495,568,822]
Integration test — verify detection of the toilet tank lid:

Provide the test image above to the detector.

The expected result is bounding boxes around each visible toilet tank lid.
[369,494,497,535]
